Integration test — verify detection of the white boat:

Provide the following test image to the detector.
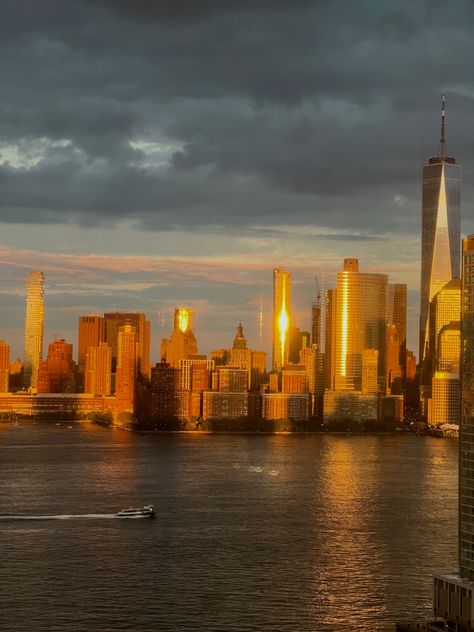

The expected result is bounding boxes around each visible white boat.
[117,504,156,519]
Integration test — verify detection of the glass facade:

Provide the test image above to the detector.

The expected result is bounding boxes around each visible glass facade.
[460,236,474,579]
[272,268,291,372]
[420,160,461,366]
[23,270,45,391]
[333,260,387,393]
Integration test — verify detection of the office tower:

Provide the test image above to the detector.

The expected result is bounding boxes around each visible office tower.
[0,340,10,393]
[250,350,267,391]
[289,326,310,364]
[161,307,198,368]
[85,342,111,396]
[272,269,291,372]
[300,344,324,417]
[311,294,321,347]
[324,288,337,389]
[104,312,150,378]
[429,279,461,374]
[78,316,105,374]
[438,322,461,373]
[37,339,76,394]
[460,235,474,575]
[387,283,407,379]
[433,235,474,629]
[23,271,45,391]
[430,372,459,425]
[333,258,388,393]
[386,324,402,394]
[420,95,461,367]
[361,349,378,395]
[115,323,137,413]
[150,362,180,418]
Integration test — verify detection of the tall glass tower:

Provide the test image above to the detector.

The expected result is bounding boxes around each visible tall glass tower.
[272,268,291,372]
[420,95,461,369]
[23,270,45,391]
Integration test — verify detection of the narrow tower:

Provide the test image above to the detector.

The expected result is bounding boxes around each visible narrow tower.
[272,269,291,372]
[419,95,461,371]
[23,271,45,391]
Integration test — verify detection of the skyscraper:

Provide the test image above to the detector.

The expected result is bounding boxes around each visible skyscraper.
[333,259,387,393]
[104,312,150,378]
[420,95,461,366]
[433,235,474,628]
[272,268,291,372]
[78,316,105,374]
[161,307,198,368]
[115,323,137,414]
[85,342,111,396]
[0,340,10,393]
[460,235,474,576]
[387,283,407,380]
[23,271,45,391]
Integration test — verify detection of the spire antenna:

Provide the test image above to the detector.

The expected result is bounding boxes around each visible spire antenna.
[439,93,446,157]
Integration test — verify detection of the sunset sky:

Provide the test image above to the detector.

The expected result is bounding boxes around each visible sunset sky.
[1,0,474,360]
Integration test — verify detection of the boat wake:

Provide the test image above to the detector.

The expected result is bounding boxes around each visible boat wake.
[0,513,119,521]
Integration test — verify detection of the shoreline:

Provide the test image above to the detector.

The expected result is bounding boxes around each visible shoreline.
[0,419,456,437]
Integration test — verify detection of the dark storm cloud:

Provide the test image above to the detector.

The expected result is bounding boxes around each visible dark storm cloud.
[1,0,474,233]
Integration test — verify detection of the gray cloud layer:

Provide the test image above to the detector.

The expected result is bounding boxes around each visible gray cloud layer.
[1,0,474,234]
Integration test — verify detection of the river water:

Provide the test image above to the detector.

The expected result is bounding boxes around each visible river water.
[0,424,458,631]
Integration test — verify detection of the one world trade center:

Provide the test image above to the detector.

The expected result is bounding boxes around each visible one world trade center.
[419,95,461,370]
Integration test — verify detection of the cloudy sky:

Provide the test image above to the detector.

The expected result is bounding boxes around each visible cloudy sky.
[1,0,473,361]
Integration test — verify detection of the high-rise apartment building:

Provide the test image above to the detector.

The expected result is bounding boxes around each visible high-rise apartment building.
[0,340,10,393]
[23,271,45,391]
[104,312,150,378]
[460,235,474,576]
[115,324,137,414]
[85,342,111,396]
[333,259,388,393]
[150,362,180,418]
[78,316,105,374]
[420,96,461,367]
[37,339,76,394]
[433,235,474,629]
[272,268,291,372]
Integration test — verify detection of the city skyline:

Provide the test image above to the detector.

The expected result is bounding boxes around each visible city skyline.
[2,2,474,365]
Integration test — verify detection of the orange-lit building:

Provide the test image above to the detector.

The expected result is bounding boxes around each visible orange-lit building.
[104,312,150,378]
[115,324,137,414]
[282,365,308,394]
[23,270,45,391]
[272,268,291,372]
[78,316,105,374]
[37,339,76,394]
[84,342,111,396]
[211,322,266,390]
[161,307,198,368]
[262,393,309,421]
[0,340,10,393]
